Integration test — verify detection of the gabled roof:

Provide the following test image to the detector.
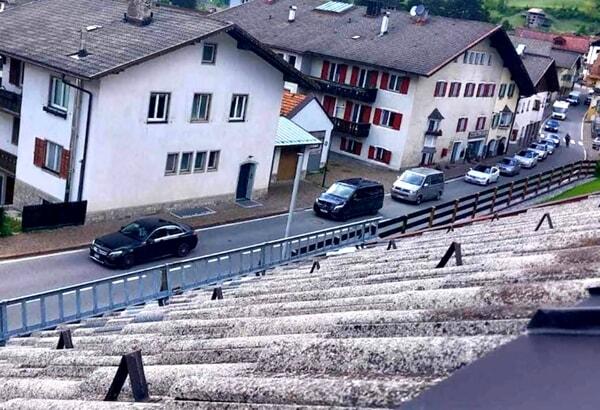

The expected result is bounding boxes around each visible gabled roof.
[515,27,592,54]
[280,90,309,117]
[0,0,314,87]
[428,108,445,120]
[509,35,553,57]
[276,116,322,146]
[550,48,581,69]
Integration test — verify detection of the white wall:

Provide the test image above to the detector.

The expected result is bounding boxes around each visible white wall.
[82,32,283,212]
[289,98,333,166]
[0,111,16,156]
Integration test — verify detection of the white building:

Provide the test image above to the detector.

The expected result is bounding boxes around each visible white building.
[220,0,536,170]
[0,0,310,219]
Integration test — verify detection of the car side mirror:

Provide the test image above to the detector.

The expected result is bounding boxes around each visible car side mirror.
[424,183,430,187]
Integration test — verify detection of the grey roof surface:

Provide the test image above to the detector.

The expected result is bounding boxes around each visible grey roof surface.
[1,197,600,407]
[0,0,230,79]
[550,48,581,69]
[509,35,553,57]
[521,53,554,86]
[276,116,322,146]
[217,0,499,76]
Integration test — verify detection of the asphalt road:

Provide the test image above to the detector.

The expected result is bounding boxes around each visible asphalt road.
[0,101,587,300]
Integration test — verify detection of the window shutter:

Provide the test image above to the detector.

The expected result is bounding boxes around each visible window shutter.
[338,64,348,83]
[353,142,363,155]
[368,145,375,159]
[33,138,46,168]
[490,84,496,97]
[367,70,378,87]
[323,95,336,116]
[320,61,330,80]
[373,108,382,125]
[392,113,402,130]
[340,137,347,151]
[481,117,486,129]
[8,58,21,86]
[400,77,410,94]
[382,150,392,164]
[343,101,353,121]
[442,82,448,96]
[350,66,359,86]
[463,118,468,131]
[456,119,461,132]
[380,72,389,90]
[59,149,70,179]
[360,106,372,123]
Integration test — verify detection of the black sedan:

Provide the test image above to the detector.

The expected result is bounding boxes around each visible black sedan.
[90,218,198,268]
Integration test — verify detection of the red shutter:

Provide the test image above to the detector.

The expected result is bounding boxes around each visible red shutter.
[338,64,348,84]
[368,145,375,159]
[323,95,336,116]
[373,108,382,125]
[33,138,46,168]
[382,150,392,164]
[367,70,378,87]
[343,101,353,121]
[481,117,486,129]
[350,66,359,86]
[442,82,448,96]
[392,113,402,130]
[320,60,330,80]
[434,82,440,97]
[380,72,389,90]
[340,137,347,151]
[360,106,372,123]
[456,119,462,132]
[441,148,448,158]
[353,142,363,155]
[59,149,70,179]
[400,77,410,94]
[477,84,483,97]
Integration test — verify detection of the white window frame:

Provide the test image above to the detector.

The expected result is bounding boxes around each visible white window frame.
[194,151,207,173]
[388,74,401,92]
[44,140,62,173]
[374,147,387,162]
[179,152,193,174]
[229,94,248,122]
[207,150,220,171]
[202,43,217,64]
[499,112,513,127]
[49,77,69,111]
[165,153,179,175]
[380,109,395,128]
[191,93,211,122]
[335,100,345,119]
[357,68,368,88]
[327,63,341,82]
[427,119,440,132]
[148,92,170,123]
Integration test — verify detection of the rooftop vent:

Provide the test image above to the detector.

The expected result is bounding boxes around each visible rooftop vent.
[288,5,297,22]
[125,0,153,26]
[315,1,353,14]
[365,0,381,17]
[0,1,5,13]
[410,4,429,24]
[379,11,390,36]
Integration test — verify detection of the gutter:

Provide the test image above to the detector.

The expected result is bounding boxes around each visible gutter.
[61,77,93,202]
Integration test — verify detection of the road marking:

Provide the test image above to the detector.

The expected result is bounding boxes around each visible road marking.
[0,248,88,264]
[580,117,587,160]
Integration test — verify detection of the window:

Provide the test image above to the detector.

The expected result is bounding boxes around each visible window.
[340,137,362,155]
[357,68,368,87]
[148,92,170,122]
[191,93,211,121]
[379,109,402,130]
[165,153,179,175]
[49,77,69,111]
[202,43,217,64]
[8,58,23,87]
[434,81,447,97]
[475,116,486,131]
[45,141,62,173]
[387,74,409,93]
[229,94,248,121]
[180,152,193,174]
[464,83,475,97]
[507,83,516,98]
[368,146,392,164]
[456,117,468,132]
[491,113,500,129]
[194,151,207,172]
[449,82,461,97]
[207,150,220,171]
[498,84,507,98]
[499,112,513,128]
[11,117,19,146]
[335,100,345,118]
[287,55,297,67]
[476,83,484,97]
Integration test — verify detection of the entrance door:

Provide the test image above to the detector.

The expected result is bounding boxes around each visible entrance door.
[450,142,461,163]
[236,163,256,200]
[277,148,299,181]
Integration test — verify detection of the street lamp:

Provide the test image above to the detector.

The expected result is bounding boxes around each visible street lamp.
[284,152,304,238]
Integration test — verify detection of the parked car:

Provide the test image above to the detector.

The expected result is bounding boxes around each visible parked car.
[544,119,560,133]
[90,218,198,268]
[536,140,556,155]
[464,164,500,186]
[314,178,384,220]
[514,150,538,169]
[542,133,561,147]
[566,91,581,105]
[496,157,521,176]
[528,143,549,160]
[391,168,445,204]
[585,95,593,106]
[592,136,600,151]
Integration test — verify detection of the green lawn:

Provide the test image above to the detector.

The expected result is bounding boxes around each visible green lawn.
[547,178,600,202]
[0,214,21,237]
[507,0,587,7]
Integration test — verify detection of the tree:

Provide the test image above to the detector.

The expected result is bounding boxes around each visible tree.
[407,0,489,22]
[501,19,513,32]
[171,0,197,9]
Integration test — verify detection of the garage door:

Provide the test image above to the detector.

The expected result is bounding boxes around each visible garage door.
[277,148,299,181]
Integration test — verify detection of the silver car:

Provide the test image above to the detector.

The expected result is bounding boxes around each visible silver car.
[514,150,538,169]
[533,141,554,155]
[527,145,547,161]
[497,157,521,176]
[542,133,561,147]
[391,168,445,204]
[593,137,600,151]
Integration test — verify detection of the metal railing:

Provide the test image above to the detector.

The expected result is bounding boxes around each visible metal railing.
[0,218,379,343]
[331,117,371,138]
[379,160,597,237]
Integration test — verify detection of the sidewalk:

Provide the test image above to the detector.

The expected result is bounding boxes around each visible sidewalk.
[0,181,323,260]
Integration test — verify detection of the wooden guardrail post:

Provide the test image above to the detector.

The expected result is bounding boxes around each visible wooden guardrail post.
[401,215,408,234]
[471,193,480,219]
[536,174,542,195]
[451,199,459,224]
[507,182,515,206]
[490,187,498,213]
[558,166,565,188]
[547,170,553,192]
[522,178,529,201]
[428,207,436,228]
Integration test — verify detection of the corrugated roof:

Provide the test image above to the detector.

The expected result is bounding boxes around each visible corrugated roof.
[276,116,322,146]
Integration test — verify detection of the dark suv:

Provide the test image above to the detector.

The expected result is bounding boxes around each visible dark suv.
[314,178,384,221]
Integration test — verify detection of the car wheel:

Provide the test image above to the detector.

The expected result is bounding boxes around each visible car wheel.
[416,195,423,205]
[436,191,442,201]
[177,242,191,258]
[121,253,135,269]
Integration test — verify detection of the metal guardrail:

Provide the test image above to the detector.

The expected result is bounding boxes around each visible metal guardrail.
[379,160,597,237]
[0,218,379,343]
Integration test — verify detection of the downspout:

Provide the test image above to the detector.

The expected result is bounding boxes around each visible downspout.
[62,76,93,202]
[64,79,83,202]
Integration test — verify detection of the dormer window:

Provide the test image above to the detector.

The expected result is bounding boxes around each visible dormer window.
[426,109,444,135]
[427,119,440,132]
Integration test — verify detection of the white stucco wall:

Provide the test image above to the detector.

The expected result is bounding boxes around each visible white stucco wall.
[0,111,17,156]
[288,98,333,166]
[513,91,548,143]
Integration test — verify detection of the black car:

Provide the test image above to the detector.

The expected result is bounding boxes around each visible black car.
[90,218,198,268]
[314,178,384,221]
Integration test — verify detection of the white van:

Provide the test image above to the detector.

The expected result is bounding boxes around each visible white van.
[567,91,581,105]
[552,101,569,120]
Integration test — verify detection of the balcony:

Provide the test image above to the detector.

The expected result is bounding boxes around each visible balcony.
[0,89,21,116]
[331,117,371,138]
[425,129,443,137]
[312,77,378,103]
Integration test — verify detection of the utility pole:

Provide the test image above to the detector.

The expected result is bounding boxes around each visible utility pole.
[284,152,304,238]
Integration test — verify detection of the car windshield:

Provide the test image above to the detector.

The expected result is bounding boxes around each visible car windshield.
[473,165,491,173]
[500,158,513,165]
[554,107,568,113]
[518,150,531,157]
[326,183,355,199]
[399,171,425,186]
[119,222,149,241]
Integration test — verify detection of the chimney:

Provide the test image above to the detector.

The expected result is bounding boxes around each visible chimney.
[379,11,389,35]
[516,44,526,56]
[78,28,88,57]
[126,0,153,26]
[288,5,297,22]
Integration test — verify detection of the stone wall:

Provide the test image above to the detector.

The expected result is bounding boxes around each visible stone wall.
[11,178,62,210]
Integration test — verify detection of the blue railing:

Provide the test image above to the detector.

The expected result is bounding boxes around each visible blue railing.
[0,218,380,343]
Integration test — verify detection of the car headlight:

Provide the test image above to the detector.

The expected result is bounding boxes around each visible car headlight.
[108,250,124,258]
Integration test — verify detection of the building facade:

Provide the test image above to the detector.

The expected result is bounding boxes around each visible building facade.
[0,55,21,205]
